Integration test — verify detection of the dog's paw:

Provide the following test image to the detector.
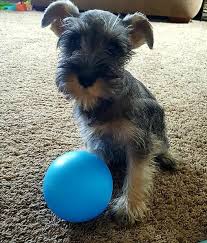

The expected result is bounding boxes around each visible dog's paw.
[109,195,148,225]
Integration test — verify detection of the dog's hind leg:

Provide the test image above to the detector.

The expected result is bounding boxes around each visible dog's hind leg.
[155,152,177,171]
[151,135,177,171]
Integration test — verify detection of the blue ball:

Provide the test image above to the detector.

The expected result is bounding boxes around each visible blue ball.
[43,151,113,223]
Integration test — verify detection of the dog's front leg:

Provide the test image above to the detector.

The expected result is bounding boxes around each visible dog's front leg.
[111,148,154,224]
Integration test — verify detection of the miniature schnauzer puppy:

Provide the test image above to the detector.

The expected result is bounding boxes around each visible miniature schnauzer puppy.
[42,0,176,224]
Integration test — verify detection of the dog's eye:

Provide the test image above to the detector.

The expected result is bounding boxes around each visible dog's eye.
[102,71,119,80]
[105,74,119,80]
[107,41,122,56]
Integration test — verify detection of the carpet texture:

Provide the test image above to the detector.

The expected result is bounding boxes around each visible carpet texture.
[1,11,207,243]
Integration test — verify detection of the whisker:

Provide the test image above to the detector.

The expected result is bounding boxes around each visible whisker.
[111,14,120,30]
[108,14,114,28]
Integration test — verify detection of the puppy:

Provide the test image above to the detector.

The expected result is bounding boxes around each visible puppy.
[42,0,176,224]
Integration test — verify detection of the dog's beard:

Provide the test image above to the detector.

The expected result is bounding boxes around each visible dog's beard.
[57,73,117,110]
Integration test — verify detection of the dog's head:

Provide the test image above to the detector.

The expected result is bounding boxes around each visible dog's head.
[42,0,153,110]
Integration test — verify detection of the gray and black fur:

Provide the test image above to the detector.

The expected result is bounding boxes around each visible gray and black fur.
[42,0,176,224]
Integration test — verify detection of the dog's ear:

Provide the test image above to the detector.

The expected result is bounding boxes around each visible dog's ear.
[123,13,153,49]
[41,0,79,36]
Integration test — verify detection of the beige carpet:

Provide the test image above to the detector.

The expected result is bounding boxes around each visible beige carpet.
[1,11,207,243]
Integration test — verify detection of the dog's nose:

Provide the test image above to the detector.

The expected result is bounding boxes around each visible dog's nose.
[78,74,96,88]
